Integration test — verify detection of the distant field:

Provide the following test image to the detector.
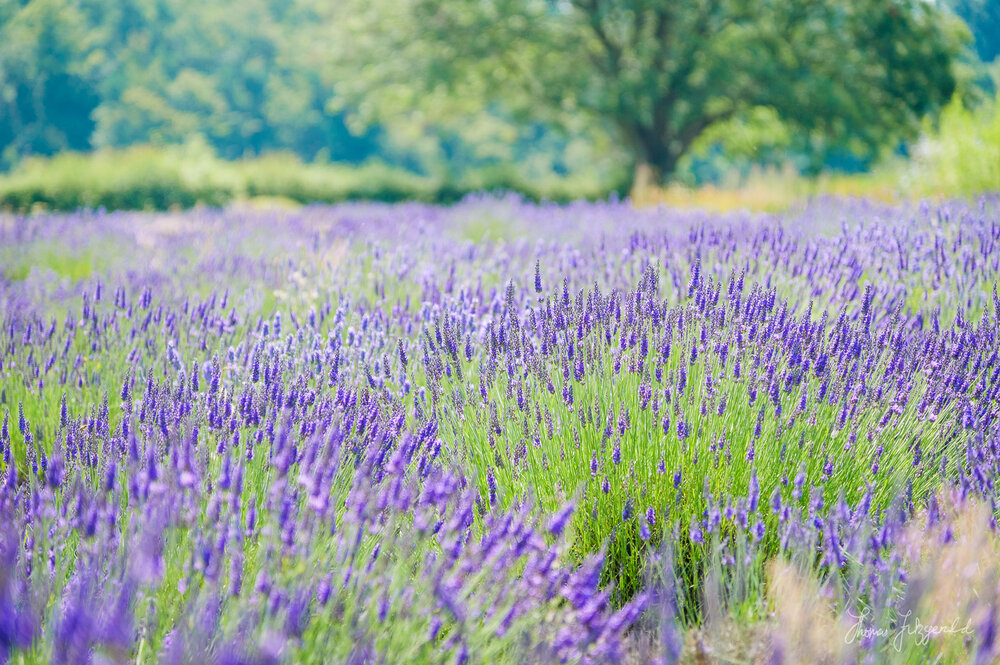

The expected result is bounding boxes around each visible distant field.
[1,195,999,664]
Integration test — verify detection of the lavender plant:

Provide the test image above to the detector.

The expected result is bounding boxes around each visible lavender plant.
[0,194,998,663]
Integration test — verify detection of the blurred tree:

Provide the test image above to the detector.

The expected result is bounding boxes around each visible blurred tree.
[328,0,968,185]
[0,0,100,166]
[0,0,386,166]
[944,0,999,63]
[0,0,974,185]
[85,0,381,162]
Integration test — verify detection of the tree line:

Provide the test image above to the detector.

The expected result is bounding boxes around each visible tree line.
[1,0,997,185]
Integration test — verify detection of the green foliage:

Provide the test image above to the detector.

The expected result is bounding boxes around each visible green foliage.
[0,144,626,212]
[0,144,236,211]
[81,0,377,162]
[330,0,968,183]
[0,0,624,184]
[238,155,437,204]
[944,0,1000,62]
[0,0,100,163]
[0,0,993,195]
[907,92,1000,197]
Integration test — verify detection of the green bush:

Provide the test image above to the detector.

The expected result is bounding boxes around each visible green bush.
[237,154,435,204]
[906,93,1000,197]
[0,145,622,213]
[0,145,239,212]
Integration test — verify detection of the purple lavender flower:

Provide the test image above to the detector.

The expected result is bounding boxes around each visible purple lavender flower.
[748,471,760,513]
[548,501,575,536]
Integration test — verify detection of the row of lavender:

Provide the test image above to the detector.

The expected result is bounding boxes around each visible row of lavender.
[1,195,999,663]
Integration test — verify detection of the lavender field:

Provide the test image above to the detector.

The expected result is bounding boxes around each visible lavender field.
[2,195,1000,664]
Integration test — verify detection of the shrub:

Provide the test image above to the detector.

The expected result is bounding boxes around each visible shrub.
[0,146,621,212]
[906,93,1000,198]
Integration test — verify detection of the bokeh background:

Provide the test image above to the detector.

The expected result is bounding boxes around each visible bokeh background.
[0,0,997,210]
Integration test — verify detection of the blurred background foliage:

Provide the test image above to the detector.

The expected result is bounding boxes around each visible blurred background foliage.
[0,0,997,210]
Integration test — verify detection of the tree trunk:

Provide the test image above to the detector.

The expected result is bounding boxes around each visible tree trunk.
[631,161,659,200]
[629,150,678,201]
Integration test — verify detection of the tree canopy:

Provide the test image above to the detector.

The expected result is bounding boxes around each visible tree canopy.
[0,0,382,167]
[0,0,983,185]
[329,0,969,183]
